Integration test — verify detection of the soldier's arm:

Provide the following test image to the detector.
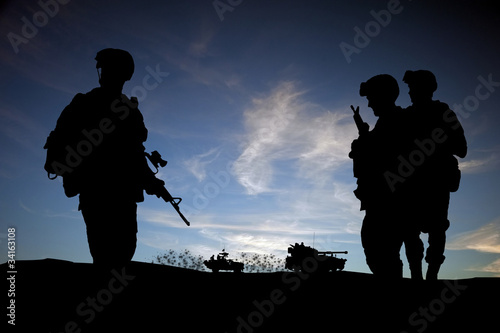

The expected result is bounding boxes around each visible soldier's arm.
[442,106,467,158]
[131,102,148,143]
[137,112,148,143]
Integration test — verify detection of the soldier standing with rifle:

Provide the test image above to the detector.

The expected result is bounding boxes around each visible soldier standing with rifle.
[349,74,409,279]
[44,49,187,271]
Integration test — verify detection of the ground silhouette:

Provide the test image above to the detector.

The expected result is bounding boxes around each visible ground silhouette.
[5,259,498,332]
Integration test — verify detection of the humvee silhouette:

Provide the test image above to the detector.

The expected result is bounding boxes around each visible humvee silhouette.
[204,250,244,273]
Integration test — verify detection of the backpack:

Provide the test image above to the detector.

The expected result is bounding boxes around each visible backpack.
[43,93,89,198]
[43,129,82,198]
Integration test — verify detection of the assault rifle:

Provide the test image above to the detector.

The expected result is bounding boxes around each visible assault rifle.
[350,105,369,135]
[145,151,190,226]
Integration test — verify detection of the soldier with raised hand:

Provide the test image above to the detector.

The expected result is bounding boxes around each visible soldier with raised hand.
[349,74,409,279]
[402,70,467,280]
[44,48,162,271]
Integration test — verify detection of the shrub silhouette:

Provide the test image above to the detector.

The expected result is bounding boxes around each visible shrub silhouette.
[238,252,285,273]
[152,249,206,271]
[152,249,285,273]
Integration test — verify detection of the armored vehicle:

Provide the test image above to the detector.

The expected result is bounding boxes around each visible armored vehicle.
[285,243,347,272]
[204,250,244,273]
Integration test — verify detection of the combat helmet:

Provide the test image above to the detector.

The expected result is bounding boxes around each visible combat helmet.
[403,70,437,93]
[359,74,399,103]
[95,48,134,82]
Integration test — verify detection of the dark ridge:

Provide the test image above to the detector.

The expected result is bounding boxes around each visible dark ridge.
[4,259,498,332]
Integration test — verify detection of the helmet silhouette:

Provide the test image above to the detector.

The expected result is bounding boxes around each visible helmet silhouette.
[95,48,135,82]
[359,74,399,103]
[403,70,438,93]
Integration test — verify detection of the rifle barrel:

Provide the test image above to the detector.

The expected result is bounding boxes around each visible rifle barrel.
[171,202,190,226]
[318,251,348,254]
[159,187,190,226]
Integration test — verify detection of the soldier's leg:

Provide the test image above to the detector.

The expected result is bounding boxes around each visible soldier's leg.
[383,235,404,279]
[81,198,137,269]
[425,221,448,280]
[424,192,450,280]
[107,201,138,266]
[361,211,380,275]
[403,224,424,280]
[362,210,403,278]
[384,214,404,279]
[81,204,109,266]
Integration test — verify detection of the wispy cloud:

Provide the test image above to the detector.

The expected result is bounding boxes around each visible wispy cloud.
[460,258,500,277]
[463,257,500,277]
[154,25,243,91]
[477,258,500,276]
[447,218,500,253]
[0,107,47,153]
[459,150,500,174]
[232,81,356,195]
[187,21,216,59]
[140,82,364,258]
[184,147,221,182]
[432,218,500,276]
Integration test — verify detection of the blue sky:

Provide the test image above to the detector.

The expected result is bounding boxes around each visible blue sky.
[1,0,499,278]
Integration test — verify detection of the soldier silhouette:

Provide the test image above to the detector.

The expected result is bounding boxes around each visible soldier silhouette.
[44,49,163,270]
[402,70,467,280]
[349,74,409,279]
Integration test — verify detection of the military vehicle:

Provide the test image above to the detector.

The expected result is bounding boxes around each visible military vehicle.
[285,243,347,272]
[204,249,244,273]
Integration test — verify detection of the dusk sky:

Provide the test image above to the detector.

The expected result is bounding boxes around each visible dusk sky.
[1,0,499,279]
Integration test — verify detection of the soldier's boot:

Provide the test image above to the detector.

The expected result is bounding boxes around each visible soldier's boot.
[426,263,441,281]
[409,262,423,281]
